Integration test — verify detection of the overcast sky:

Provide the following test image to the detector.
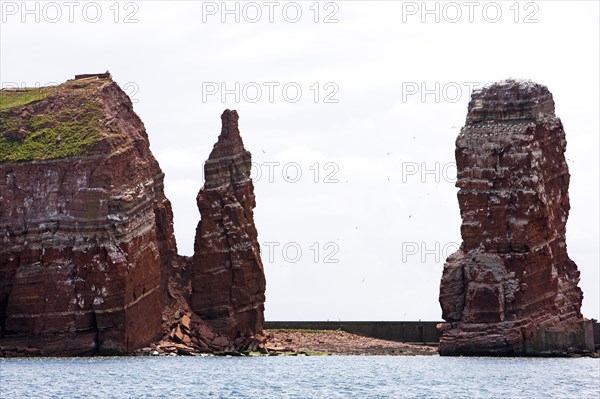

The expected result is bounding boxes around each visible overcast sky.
[1,0,598,321]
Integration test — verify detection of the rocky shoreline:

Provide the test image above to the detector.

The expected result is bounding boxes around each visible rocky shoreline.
[0,75,595,358]
[0,329,437,357]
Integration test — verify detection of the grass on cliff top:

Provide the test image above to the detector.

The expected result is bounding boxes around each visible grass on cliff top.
[0,87,54,111]
[0,85,105,162]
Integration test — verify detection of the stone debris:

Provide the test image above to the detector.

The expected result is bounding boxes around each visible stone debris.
[263,330,438,356]
[133,327,436,357]
[133,310,268,356]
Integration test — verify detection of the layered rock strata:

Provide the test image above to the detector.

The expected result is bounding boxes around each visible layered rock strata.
[0,74,178,355]
[190,110,266,340]
[438,79,594,355]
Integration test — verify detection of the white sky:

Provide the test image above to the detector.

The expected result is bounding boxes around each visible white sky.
[1,0,598,321]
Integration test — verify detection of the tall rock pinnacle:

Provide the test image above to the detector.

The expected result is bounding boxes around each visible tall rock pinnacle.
[438,79,594,356]
[190,110,266,339]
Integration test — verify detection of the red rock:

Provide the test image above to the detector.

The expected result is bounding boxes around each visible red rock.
[438,79,594,356]
[264,342,285,352]
[172,325,184,343]
[216,335,229,346]
[255,334,267,344]
[159,342,194,355]
[190,110,266,340]
[247,340,260,352]
[197,323,216,341]
[0,75,178,355]
[24,347,41,356]
[196,340,209,350]
[180,314,191,331]
[176,346,194,356]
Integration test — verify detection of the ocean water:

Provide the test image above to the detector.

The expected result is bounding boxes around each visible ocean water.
[0,356,598,399]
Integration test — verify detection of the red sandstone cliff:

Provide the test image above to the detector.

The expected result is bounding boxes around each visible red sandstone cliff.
[0,74,178,355]
[438,79,594,356]
[190,110,266,340]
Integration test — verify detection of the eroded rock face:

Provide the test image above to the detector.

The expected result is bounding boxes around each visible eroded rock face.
[190,110,266,340]
[438,79,594,355]
[0,75,178,355]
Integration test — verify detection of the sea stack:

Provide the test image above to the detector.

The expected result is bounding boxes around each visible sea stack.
[438,79,594,356]
[190,110,266,340]
[0,74,178,355]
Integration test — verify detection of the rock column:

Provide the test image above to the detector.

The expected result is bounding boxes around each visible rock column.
[190,110,266,340]
[438,79,594,355]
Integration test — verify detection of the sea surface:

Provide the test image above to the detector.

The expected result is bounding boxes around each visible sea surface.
[1,355,598,398]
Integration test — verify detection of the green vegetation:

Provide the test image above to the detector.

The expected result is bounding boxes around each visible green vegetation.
[302,351,329,356]
[0,95,104,162]
[0,88,54,111]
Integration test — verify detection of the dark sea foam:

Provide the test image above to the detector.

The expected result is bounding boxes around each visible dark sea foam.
[1,356,598,398]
